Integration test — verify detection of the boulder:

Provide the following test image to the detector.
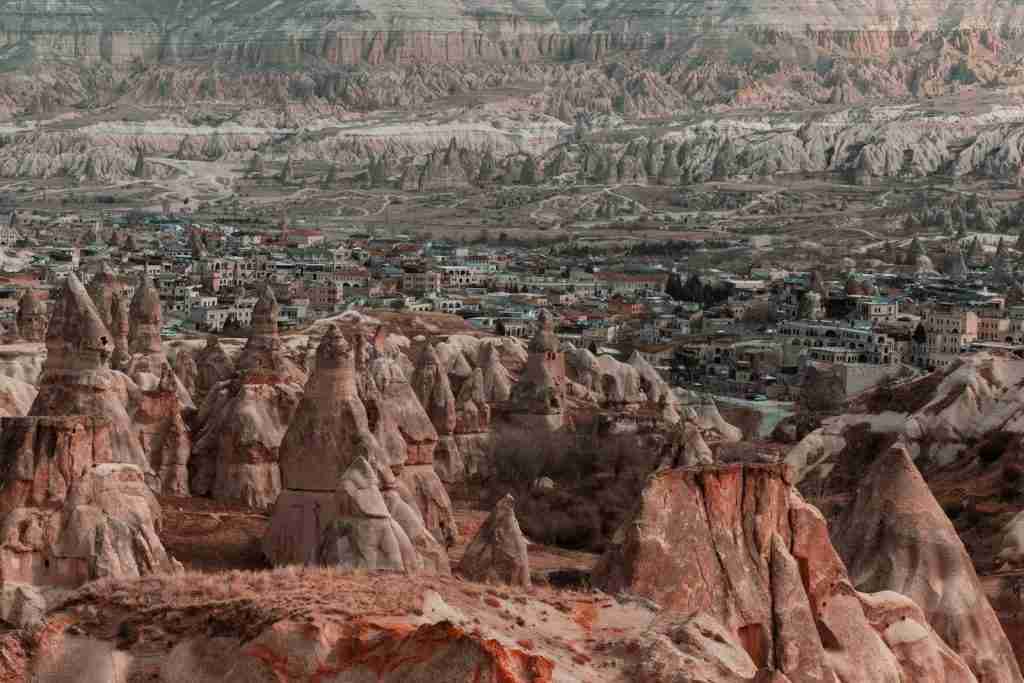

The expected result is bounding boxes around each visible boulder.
[458,494,530,587]
[835,444,1022,683]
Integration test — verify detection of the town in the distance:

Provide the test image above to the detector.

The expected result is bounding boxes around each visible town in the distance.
[5,0,1024,678]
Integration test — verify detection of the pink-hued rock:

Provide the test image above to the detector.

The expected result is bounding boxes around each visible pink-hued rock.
[366,348,439,466]
[30,274,150,478]
[457,494,529,587]
[15,289,46,343]
[266,326,453,570]
[117,274,194,495]
[128,273,163,355]
[317,456,416,572]
[835,444,1022,683]
[85,264,130,370]
[398,464,458,549]
[0,416,176,587]
[191,284,304,508]
[594,463,978,683]
[278,325,387,492]
[194,336,235,400]
[132,365,192,495]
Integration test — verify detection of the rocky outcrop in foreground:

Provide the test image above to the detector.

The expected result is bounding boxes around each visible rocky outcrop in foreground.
[594,463,981,682]
[836,444,1022,683]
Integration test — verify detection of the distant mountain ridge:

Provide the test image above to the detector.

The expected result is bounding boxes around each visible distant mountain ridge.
[0,0,1019,65]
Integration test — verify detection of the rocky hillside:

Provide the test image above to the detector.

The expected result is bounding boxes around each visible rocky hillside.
[0,0,1020,66]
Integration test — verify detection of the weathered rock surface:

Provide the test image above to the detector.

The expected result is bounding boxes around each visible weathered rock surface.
[0,415,176,587]
[193,336,235,401]
[30,274,150,477]
[660,415,714,468]
[317,457,418,572]
[593,463,978,682]
[85,265,130,370]
[479,342,513,402]
[120,275,194,495]
[265,326,451,571]
[457,494,530,587]
[508,310,566,431]
[365,346,439,466]
[788,353,1024,496]
[191,285,305,508]
[835,444,1022,683]
[173,348,198,399]
[278,325,384,492]
[15,289,47,343]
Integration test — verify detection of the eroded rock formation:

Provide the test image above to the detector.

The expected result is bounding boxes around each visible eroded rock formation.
[265,326,452,570]
[594,463,978,682]
[122,274,194,495]
[30,273,150,477]
[835,444,1022,683]
[508,310,567,432]
[457,494,530,587]
[0,415,176,586]
[191,284,305,508]
[15,289,46,343]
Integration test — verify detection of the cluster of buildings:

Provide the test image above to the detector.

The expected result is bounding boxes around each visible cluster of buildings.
[2,207,1022,402]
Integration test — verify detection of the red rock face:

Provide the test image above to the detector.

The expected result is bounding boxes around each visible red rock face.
[0,416,113,518]
[0,416,176,587]
[835,445,1023,683]
[166,618,554,682]
[593,463,977,682]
